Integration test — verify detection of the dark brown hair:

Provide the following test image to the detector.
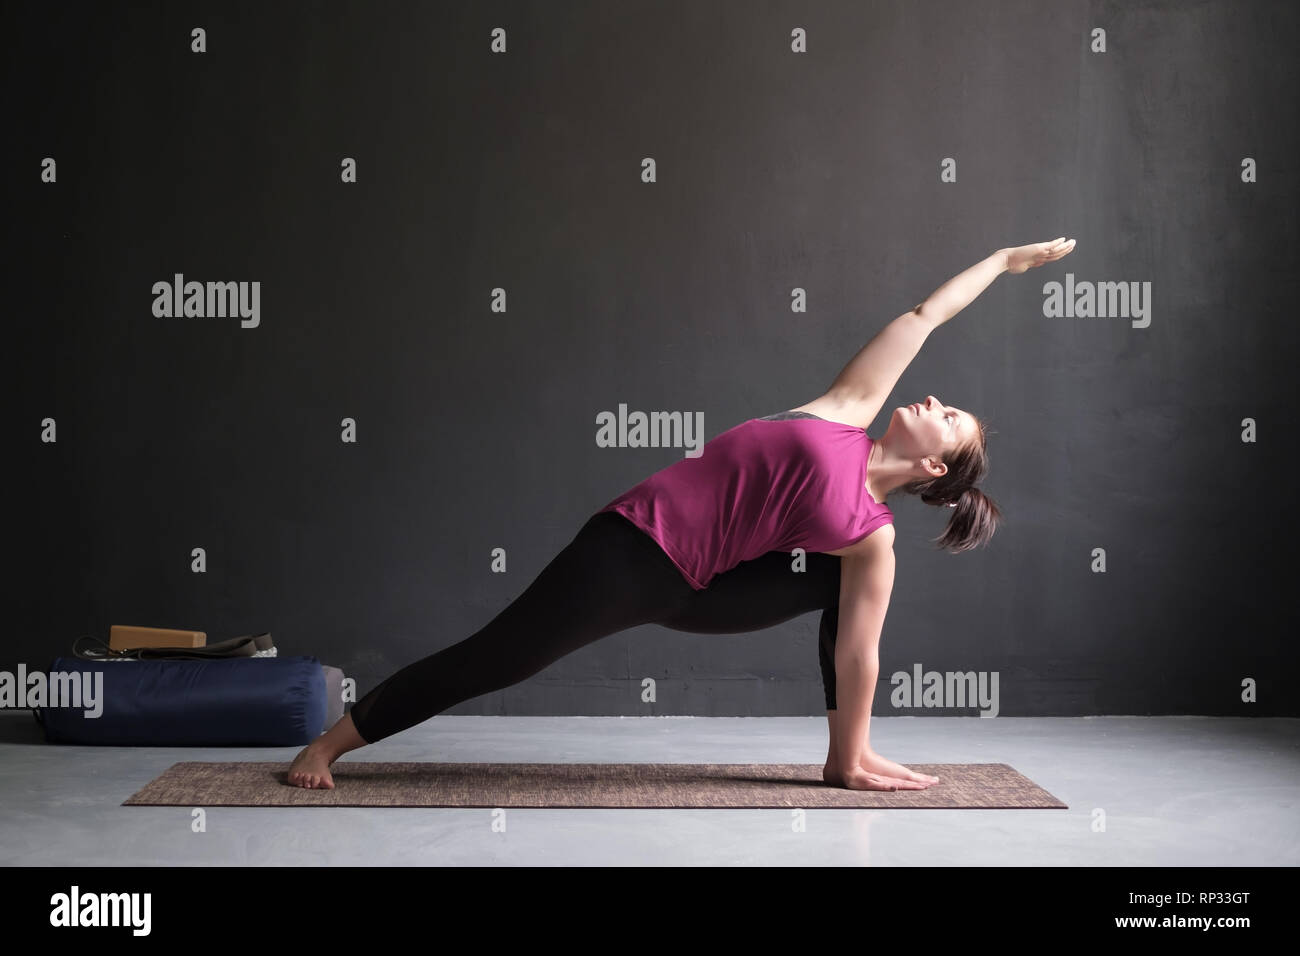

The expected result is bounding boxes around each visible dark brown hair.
[895,416,1001,553]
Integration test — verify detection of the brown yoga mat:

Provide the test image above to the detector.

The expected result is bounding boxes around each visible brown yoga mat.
[123,762,1067,809]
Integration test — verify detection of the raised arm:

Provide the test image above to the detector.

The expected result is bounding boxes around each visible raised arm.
[795,240,1074,428]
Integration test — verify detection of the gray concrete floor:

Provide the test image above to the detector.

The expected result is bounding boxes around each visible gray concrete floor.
[0,712,1296,866]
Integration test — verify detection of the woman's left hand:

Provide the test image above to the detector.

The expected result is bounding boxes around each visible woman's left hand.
[1005,237,1076,274]
[860,749,941,786]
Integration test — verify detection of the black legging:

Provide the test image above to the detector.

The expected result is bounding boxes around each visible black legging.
[348,510,845,744]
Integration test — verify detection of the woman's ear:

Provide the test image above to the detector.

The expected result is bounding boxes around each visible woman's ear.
[922,457,948,479]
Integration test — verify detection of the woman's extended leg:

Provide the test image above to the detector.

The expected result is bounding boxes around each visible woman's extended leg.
[287,510,696,788]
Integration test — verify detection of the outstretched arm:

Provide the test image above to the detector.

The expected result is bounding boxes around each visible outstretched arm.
[798,239,1074,427]
[821,249,1010,409]
[918,237,1075,324]
[912,248,1011,328]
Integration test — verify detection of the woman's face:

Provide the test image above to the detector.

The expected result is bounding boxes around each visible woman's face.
[888,395,975,471]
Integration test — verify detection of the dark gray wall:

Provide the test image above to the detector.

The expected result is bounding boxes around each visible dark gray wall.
[9,0,1297,718]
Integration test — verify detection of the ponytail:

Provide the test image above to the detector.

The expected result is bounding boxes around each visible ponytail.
[932,485,1001,553]
[898,418,1002,553]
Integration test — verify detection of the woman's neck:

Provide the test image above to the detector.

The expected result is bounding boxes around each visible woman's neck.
[867,436,923,501]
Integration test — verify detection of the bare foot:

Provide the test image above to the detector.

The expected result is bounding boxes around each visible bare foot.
[287,742,336,789]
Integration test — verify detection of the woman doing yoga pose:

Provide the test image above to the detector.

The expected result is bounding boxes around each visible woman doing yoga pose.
[287,237,1076,791]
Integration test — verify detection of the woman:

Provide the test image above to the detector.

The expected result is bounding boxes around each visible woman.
[287,237,1076,792]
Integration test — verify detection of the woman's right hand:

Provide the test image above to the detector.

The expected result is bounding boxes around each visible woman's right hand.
[1005,237,1076,274]
[832,766,931,791]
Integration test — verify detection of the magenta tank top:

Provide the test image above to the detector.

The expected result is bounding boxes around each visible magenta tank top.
[597,412,893,590]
